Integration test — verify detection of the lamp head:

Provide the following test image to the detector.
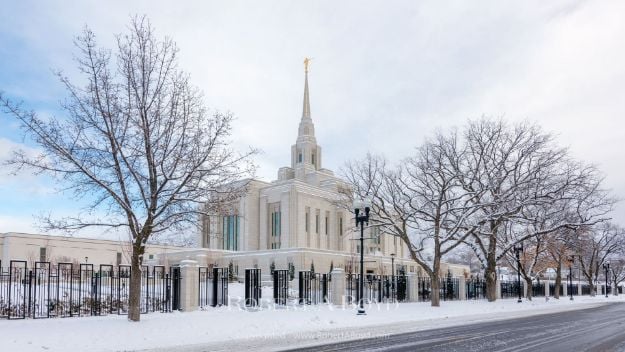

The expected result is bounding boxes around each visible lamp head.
[353,197,372,212]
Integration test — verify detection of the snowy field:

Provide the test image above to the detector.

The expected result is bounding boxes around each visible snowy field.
[1,283,622,352]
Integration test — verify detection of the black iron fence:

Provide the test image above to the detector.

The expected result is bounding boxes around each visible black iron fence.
[396,275,407,302]
[273,269,289,305]
[0,260,180,320]
[500,280,522,299]
[299,271,328,304]
[418,276,460,301]
[466,277,486,300]
[531,282,545,297]
[199,267,228,308]
[549,282,564,296]
[244,268,261,307]
[346,273,407,304]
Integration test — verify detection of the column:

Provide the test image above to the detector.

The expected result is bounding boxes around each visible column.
[578,280,582,296]
[563,280,568,297]
[180,259,199,312]
[496,278,501,300]
[458,276,466,301]
[331,268,345,306]
[545,280,550,297]
[259,195,268,250]
[407,273,418,302]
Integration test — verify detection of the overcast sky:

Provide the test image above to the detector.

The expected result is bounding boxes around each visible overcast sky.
[1,0,624,237]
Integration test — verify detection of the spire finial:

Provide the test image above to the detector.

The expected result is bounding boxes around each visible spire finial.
[302,58,311,119]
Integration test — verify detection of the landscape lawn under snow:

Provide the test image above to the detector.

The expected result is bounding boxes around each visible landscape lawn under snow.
[1,283,622,352]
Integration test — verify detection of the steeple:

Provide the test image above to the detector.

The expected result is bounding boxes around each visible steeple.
[291,58,321,172]
[297,58,316,142]
[302,59,311,119]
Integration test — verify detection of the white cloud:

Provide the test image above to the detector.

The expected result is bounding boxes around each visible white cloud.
[0,0,624,225]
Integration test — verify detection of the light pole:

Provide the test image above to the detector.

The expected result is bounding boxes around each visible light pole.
[354,198,371,315]
[390,253,396,301]
[514,243,523,303]
[603,263,610,298]
[568,255,574,301]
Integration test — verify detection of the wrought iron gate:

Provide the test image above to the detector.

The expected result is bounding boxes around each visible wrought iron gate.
[245,268,261,307]
[273,269,289,305]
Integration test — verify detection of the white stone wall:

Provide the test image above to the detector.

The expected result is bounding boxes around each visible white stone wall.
[0,232,197,267]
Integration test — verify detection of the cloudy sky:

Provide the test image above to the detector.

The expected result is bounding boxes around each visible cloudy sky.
[1,0,624,237]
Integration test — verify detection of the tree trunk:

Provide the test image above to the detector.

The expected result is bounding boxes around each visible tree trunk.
[430,272,440,307]
[128,248,143,322]
[554,266,562,299]
[485,225,498,302]
[589,281,596,297]
[525,277,533,301]
[431,257,441,307]
[485,258,497,302]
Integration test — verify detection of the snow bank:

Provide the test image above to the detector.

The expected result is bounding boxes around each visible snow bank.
[0,283,621,352]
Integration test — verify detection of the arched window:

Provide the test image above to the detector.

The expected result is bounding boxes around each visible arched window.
[312,153,316,166]
[298,152,303,163]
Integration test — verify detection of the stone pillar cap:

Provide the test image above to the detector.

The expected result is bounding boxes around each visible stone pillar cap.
[180,259,198,267]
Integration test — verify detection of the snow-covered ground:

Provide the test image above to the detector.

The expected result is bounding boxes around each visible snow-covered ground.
[1,283,622,352]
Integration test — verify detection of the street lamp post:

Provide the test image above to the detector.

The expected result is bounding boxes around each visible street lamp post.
[568,255,574,301]
[354,198,371,316]
[603,263,610,298]
[390,253,396,301]
[514,243,524,303]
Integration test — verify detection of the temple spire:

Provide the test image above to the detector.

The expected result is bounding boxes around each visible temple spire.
[302,58,311,119]
[291,58,320,171]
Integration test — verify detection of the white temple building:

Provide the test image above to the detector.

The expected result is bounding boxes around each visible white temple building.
[185,62,466,279]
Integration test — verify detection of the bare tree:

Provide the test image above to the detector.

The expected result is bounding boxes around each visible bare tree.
[575,223,624,296]
[342,131,480,307]
[454,119,612,301]
[545,228,577,299]
[609,258,625,296]
[0,17,255,321]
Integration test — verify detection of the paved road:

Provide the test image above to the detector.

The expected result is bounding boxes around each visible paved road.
[285,302,625,352]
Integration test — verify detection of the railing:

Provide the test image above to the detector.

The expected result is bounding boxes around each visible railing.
[346,274,406,304]
[549,282,564,296]
[418,276,460,301]
[244,268,260,307]
[0,260,180,320]
[531,282,545,297]
[273,269,289,305]
[500,280,522,299]
[299,271,329,305]
[199,267,228,307]
[466,277,486,300]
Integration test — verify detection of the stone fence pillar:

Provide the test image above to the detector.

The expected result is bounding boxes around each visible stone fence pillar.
[563,280,568,297]
[330,268,345,306]
[496,279,501,300]
[578,280,582,296]
[545,280,550,297]
[407,273,418,302]
[458,276,466,301]
[180,259,199,312]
